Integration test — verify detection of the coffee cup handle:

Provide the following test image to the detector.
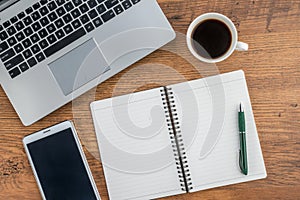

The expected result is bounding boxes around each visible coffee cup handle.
[236,42,249,51]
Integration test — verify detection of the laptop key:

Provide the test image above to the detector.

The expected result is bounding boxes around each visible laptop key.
[23,16,33,26]
[80,14,89,24]
[63,24,73,34]
[54,19,64,29]
[122,0,132,9]
[30,33,40,44]
[87,0,97,8]
[10,16,18,24]
[93,17,103,27]
[40,17,50,26]
[44,27,86,57]
[0,31,8,40]
[39,39,49,49]
[56,7,66,17]
[105,0,118,9]
[0,49,15,62]
[38,29,48,38]
[131,0,141,4]
[8,37,17,46]
[63,14,73,24]
[4,54,24,70]
[16,32,25,41]
[7,26,16,36]
[64,2,74,11]
[14,44,24,53]
[31,44,41,54]
[32,22,42,32]
[7,26,17,36]
[79,4,89,13]
[3,21,11,28]
[55,29,65,39]
[24,27,33,37]
[46,24,56,33]
[17,12,26,19]
[19,62,29,72]
[73,0,83,7]
[49,12,58,21]
[56,0,65,6]
[15,21,25,31]
[0,41,8,53]
[31,11,41,21]
[22,39,32,48]
[40,0,48,5]
[71,19,81,29]
[9,67,21,79]
[84,22,94,32]
[33,2,41,10]
[114,5,124,15]
[36,52,45,62]
[28,57,37,67]
[25,7,33,15]
[23,49,33,59]
[40,6,49,16]
[47,34,57,44]
[71,8,81,18]
[96,4,106,15]
[88,9,98,19]
[101,10,115,22]
[47,1,57,11]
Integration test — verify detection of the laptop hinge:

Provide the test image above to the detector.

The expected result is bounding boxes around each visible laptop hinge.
[0,0,20,12]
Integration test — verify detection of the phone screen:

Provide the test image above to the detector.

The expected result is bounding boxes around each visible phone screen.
[27,128,98,200]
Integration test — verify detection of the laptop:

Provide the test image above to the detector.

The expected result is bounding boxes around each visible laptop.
[0,0,175,126]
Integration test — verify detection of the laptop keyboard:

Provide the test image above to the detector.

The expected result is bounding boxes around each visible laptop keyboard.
[0,0,141,79]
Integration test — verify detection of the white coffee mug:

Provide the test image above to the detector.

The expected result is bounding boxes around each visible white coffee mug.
[187,13,248,63]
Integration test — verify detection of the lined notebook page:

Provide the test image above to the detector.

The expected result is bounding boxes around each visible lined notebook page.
[91,87,185,200]
[170,71,267,192]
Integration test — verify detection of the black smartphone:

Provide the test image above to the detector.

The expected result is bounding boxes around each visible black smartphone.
[23,121,101,200]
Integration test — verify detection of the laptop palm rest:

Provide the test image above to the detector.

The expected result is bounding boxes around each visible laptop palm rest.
[49,39,110,96]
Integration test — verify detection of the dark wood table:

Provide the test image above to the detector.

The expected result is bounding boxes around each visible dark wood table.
[0,0,299,199]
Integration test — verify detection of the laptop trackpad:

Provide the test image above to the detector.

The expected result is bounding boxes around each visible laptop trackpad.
[49,39,110,96]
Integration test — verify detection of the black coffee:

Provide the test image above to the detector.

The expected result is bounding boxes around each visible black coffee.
[192,19,232,59]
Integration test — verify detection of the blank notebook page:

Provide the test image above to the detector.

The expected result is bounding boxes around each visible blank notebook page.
[170,70,267,192]
[91,87,184,200]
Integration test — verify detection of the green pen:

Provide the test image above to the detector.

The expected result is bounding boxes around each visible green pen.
[239,102,248,175]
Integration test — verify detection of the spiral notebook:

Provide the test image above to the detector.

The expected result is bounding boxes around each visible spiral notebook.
[91,70,267,200]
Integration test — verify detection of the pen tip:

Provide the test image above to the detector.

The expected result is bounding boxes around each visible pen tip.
[239,102,245,112]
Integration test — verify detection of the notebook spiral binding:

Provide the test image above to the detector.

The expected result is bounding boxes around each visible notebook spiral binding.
[160,87,193,192]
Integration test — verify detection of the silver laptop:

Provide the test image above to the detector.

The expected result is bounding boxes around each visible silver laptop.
[0,0,175,126]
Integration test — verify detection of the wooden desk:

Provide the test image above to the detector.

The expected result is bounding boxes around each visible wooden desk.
[0,0,299,199]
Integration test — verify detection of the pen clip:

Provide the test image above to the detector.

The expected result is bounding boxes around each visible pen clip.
[239,149,248,175]
[239,149,244,171]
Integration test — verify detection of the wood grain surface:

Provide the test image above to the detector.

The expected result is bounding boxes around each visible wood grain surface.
[0,0,299,199]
